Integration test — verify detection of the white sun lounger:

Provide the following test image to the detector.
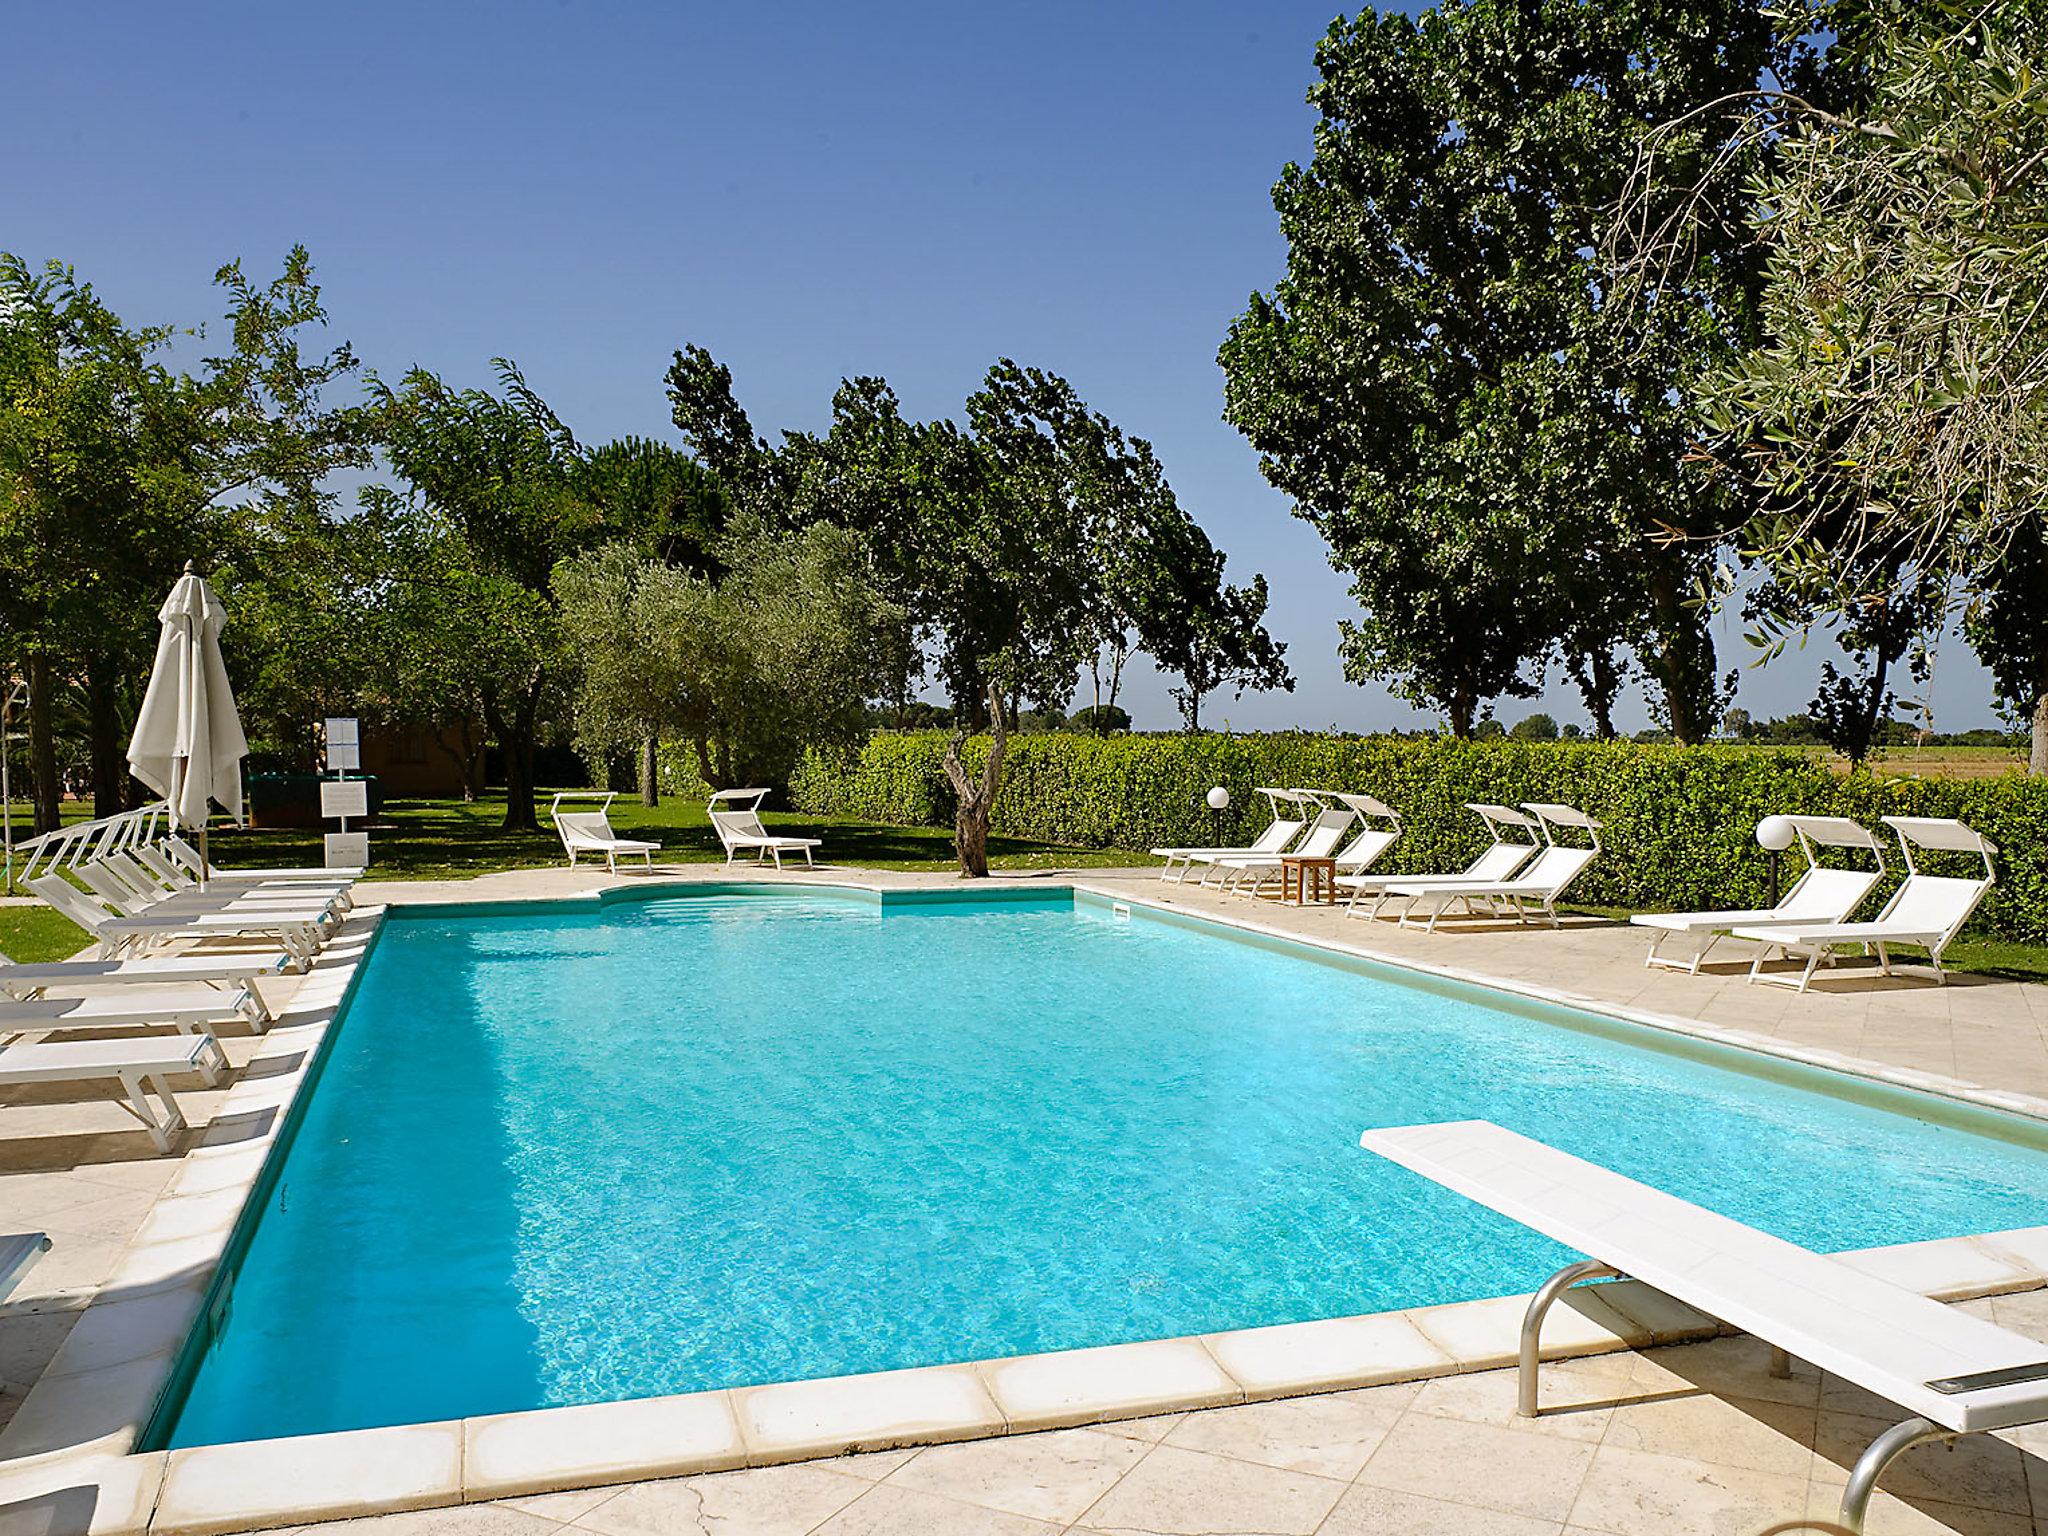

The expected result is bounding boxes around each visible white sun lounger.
[134,842,356,911]
[550,792,661,872]
[0,1033,226,1152]
[30,875,331,972]
[1217,799,1358,895]
[1734,818,1997,991]
[707,789,820,870]
[0,1233,50,1299]
[0,950,289,999]
[0,980,266,1038]
[1360,1119,2048,1533]
[1342,804,1542,916]
[1630,815,1886,973]
[1329,793,1403,878]
[1377,805,1601,930]
[1153,788,1313,883]
[165,835,364,884]
[88,854,348,928]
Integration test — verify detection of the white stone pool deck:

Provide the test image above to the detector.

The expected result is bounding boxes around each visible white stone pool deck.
[0,860,2044,1534]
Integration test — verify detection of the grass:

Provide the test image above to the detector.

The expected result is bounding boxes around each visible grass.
[208,793,1150,880]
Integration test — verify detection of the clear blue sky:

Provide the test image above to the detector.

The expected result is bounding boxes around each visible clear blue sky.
[3,1,2002,733]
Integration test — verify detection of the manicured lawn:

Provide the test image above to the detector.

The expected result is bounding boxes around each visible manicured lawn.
[203,793,1149,880]
[0,903,96,964]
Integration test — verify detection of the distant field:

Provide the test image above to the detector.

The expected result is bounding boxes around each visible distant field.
[1836,746,2027,780]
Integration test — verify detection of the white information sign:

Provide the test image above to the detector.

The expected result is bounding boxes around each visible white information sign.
[323,716,362,772]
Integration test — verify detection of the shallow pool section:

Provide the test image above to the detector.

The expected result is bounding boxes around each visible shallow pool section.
[161,887,2048,1445]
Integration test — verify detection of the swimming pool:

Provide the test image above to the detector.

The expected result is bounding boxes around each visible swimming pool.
[158,886,2048,1447]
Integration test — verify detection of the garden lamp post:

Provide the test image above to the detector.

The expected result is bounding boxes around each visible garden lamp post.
[1206,785,1230,846]
[1756,814,1795,907]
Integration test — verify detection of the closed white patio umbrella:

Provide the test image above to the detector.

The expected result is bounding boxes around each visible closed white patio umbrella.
[127,562,249,876]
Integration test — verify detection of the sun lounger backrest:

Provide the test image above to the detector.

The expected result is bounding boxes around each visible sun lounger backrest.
[711,808,770,845]
[28,875,112,933]
[1461,841,1535,882]
[77,862,153,916]
[1777,865,1880,921]
[556,812,621,848]
[1336,826,1399,871]
[1873,873,1992,940]
[1245,818,1304,855]
[1290,809,1356,859]
[1512,843,1596,895]
[130,845,192,891]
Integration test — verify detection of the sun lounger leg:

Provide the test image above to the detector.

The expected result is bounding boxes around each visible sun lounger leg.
[1768,1345,1792,1378]
[117,1070,185,1153]
[1838,1417,1949,1533]
[1518,1260,1622,1417]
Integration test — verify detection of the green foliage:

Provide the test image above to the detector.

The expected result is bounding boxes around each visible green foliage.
[669,349,1288,873]
[1220,0,1782,740]
[0,246,365,821]
[1691,4,2048,767]
[552,520,902,790]
[793,732,2048,943]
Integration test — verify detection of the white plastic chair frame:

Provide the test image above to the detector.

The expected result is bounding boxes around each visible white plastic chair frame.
[706,788,821,870]
[549,792,659,873]
[1743,817,1997,991]
[1637,814,1886,974]
[1352,802,1542,917]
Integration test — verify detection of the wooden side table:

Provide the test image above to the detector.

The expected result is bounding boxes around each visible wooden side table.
[1280,854,1338,906]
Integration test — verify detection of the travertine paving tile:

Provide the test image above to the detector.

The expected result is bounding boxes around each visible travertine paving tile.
[1159,1389,1402,1478]
[1599,1390,1816,1476]
[568,1462,866,1536]
[295,1506,562,1536]
[882,1426,1146,1523]
[1564,1443,1809,1536]
[1321,1483,1566,1536]
[811,1482,1064,1535]
[1406,1356,1635,1443]
[1799,1482,2040,1536]
[1355,1412,1597,1522]
[1812,1412,2034,1515]
[1075,1443,1346,1535]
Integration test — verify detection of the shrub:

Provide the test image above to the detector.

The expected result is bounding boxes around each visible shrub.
[791,732,2048,945]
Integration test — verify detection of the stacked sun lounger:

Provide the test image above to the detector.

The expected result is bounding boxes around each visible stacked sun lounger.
[3,810,361,1152]
[1154,789,1406,891]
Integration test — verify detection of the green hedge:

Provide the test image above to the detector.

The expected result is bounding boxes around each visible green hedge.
[791,732,2048,945]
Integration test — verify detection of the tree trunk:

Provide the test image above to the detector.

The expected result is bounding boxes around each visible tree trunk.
[1645,564,1715,745]
[1446,689,1475,740]
[26,652,61,836]
[941,678,1009,878]
[1566,650,1620,740]
[2031,687,2048,777]
[482,677,544,832]
[87,656,124,818]
[639,736,660,806]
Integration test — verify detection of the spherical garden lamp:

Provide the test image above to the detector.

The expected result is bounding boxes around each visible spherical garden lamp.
[1206,785,1230,846]
[1756,814,1796,906]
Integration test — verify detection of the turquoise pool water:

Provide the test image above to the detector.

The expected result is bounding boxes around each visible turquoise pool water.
[161,888,2048,1446]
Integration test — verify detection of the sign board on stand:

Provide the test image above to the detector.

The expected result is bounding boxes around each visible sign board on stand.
[322,716,361,773]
